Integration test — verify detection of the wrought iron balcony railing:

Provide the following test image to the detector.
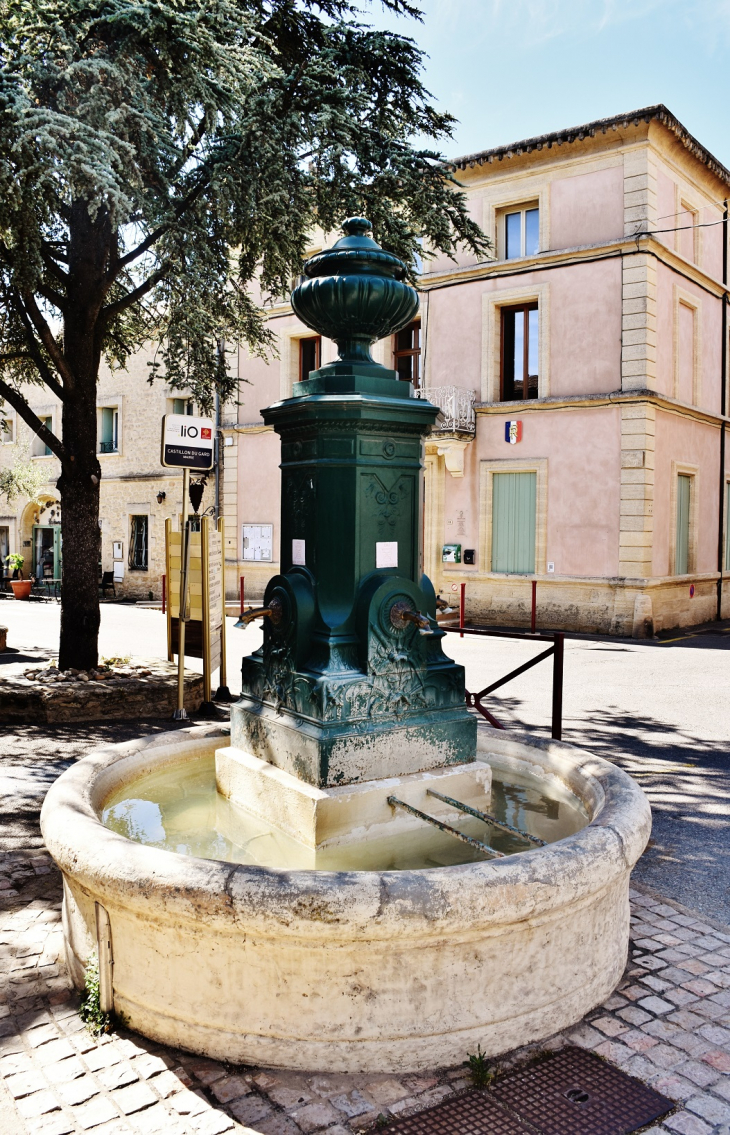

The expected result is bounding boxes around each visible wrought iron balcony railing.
[415,385,476,436]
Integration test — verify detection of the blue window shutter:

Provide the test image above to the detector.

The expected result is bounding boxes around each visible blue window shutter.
[492,472,537,573]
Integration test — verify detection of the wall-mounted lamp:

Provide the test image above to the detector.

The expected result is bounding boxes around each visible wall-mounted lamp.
[156,491,166,505]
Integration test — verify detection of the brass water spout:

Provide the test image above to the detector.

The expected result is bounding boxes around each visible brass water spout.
[234,597,284,629]
[389,600,434,636]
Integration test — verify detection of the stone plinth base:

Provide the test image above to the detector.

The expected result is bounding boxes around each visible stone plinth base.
[215,744,491,849]
[231,696,477,787]
[0,657,203,722]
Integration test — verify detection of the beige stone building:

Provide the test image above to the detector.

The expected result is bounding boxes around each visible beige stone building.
[0,353,215,601]
[228,105,730,635]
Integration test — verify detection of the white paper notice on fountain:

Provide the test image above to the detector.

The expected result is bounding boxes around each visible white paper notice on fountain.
[161,414,215,470]
[292,539,306,565]
[376,542,398,568]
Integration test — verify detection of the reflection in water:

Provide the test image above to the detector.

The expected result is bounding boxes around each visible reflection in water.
[102,757,587,872]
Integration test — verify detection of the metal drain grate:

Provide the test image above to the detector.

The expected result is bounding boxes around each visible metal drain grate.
[490,1045,674,1135]
[383,1092,534,1134]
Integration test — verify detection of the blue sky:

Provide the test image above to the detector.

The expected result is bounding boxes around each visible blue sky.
[369,0,730,166]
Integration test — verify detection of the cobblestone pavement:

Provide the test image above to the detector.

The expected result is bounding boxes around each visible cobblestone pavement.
[2,850,730,1132]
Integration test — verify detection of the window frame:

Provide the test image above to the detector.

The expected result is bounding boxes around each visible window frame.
[669,462,699,576]
[298,336,321,382]
[392,319,421,388]
[128,514,149,571]
[98,406,119,454]
[479,458,548,577]
[500,302,539,402]
[499,202,540,261]
[32,415,54,458]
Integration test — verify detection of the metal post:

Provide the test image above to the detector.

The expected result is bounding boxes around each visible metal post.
[240,575,245,618]
[531,579,537,634]
[174,467,191,720]
[161,573,166,615]
[551,632,564,741]
[215,516,231,701]
[201,515,212,706]
[164,519,172,662]
[459,581,466,638]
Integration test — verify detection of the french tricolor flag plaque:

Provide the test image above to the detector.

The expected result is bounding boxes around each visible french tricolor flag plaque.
[505,420,522,444]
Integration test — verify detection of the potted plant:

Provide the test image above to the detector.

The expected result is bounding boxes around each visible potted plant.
[5,554,31,600]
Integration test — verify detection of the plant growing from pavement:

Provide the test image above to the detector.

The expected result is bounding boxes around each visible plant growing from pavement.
[0,0,491,671]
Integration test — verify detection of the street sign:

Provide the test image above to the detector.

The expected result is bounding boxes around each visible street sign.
[161,414,215,469]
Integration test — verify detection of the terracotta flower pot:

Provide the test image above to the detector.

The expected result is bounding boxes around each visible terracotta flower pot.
[10,579,32,600]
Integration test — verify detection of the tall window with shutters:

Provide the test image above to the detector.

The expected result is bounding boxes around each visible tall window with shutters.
[491,472,537,573]
[675,474,691,575]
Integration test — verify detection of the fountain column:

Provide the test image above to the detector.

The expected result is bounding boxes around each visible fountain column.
[231,219,476,787]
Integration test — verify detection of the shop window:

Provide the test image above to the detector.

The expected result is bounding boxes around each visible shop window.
[675,474,692,575]
[501,304,539,400]
[99,407,119,453]
[393,321,421,387]
[129,515,148,571]
[504,206,539,260]
[33,416,53,457]
[491,472,536,573]
[299,337,321,381]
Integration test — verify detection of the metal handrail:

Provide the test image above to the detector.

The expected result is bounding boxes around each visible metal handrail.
[444,625,565,740]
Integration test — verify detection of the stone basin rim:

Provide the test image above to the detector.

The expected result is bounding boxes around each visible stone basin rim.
[40,721,651,938]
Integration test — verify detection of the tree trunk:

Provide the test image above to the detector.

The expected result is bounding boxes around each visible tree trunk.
[57,202,107,671]
[57,386,101,671]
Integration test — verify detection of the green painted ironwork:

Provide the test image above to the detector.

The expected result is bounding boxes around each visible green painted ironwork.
[491,471,536,574]
[235,219,476,786]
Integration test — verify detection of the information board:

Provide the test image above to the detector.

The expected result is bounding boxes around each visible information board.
[161,414,215,469]
[242,523,273,562]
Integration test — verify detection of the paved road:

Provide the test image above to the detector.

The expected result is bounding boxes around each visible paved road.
[1,597,729,922]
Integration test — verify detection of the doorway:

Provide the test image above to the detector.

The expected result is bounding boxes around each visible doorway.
[32,525,62,580]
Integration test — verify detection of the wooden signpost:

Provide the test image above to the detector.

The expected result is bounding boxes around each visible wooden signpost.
[161,413,222,718]
[165,516,227,709]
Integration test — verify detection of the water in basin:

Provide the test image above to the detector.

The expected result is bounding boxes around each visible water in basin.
[101,755,588,871]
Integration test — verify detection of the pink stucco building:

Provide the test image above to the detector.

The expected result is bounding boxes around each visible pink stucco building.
[224,106,730,636]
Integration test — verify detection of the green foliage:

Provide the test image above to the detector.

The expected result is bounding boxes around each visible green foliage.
[78,952,114,1036]
[0,449,46,504]
[467,1044,493,1089]
[4,551,23,571]
[0,0,490,417]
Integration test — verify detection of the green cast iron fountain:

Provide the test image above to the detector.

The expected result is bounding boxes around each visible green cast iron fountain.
[233,218,476,787]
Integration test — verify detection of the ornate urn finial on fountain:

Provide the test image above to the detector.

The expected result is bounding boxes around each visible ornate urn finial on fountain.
[233,217,477,788]
[291,218,419,373]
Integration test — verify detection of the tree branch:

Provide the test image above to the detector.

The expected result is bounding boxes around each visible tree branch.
[10,294,67,401]
[163,115,208,182]
[40,242,70,282]
[17,291,75,388]
[114,171,212,272]
[0,379,67,462]
[100,266,167,326]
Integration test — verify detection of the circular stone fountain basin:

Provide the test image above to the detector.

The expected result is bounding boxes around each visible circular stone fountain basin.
[41,723,650,1073]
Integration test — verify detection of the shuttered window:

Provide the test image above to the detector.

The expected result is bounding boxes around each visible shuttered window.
[492,472,536,573]
[676,474,691,575]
